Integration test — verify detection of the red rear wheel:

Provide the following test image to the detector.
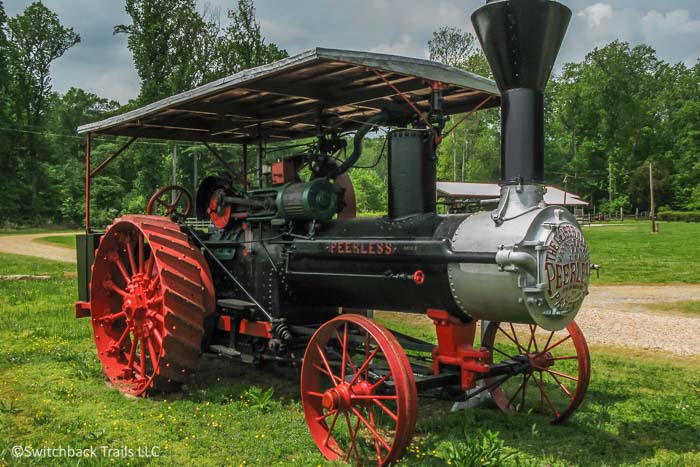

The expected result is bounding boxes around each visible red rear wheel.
[301,315,417,466]
[482,321,590,423]
[89,215,215,396]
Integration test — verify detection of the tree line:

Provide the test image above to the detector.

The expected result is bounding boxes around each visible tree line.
[0,1,698,228]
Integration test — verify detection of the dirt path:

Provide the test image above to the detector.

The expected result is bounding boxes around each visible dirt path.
[0,232,77,263]
[0,232,698,355]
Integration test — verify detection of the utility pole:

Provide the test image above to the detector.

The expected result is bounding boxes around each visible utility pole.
[608,157,613,210]
[649,160,657,233]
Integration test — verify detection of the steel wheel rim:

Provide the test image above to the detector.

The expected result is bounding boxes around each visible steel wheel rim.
[482,321,590,424]
[301,314,417,466]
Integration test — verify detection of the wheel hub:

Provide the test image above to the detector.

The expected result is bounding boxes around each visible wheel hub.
[122,275,157,339]
[321,379,375,412]
[528,351,554,370]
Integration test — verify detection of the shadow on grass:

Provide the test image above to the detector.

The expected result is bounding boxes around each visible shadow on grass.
[186,353,698,466]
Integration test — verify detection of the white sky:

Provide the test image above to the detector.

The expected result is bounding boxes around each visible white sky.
[4,0,700,104]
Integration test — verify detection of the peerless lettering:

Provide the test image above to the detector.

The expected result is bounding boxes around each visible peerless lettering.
[328,241,394,255]
[544,225,590,312]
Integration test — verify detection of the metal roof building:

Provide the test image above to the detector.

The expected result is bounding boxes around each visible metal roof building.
[436,182,588,206]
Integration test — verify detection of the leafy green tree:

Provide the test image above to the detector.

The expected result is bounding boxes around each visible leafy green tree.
[428,27,476,69]
[428,26,499,184]
[218,0,287,75]
[115,0,219,103]
[4,1,79,222]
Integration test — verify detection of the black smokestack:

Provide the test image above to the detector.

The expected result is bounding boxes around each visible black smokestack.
[471,0,572,184]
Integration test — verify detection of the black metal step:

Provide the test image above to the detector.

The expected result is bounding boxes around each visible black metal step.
[216,298,257,311]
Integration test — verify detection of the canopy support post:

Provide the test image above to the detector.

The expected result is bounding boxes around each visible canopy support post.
[202,141,236,179]
[243,144,249,191]
[85,133,91,234]
[257,126,264,188]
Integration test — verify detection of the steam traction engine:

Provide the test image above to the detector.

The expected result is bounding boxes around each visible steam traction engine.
[75,1,592,464]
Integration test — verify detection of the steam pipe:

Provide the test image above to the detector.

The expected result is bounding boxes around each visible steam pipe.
[336,112,387,175]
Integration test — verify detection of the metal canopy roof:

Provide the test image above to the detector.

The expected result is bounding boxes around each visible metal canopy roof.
[436,182,589,206]
[78,48,499,144]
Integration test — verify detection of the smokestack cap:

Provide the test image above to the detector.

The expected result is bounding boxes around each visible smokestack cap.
[472,0,572,92]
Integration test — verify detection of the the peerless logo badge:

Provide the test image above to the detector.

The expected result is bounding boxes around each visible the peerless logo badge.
[327,241,395,255]
[544,225,590,313]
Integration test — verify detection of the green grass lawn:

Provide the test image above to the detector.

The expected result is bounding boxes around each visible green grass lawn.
[0,254,698,466]
[584,221,700,284]
[34,235,77,249]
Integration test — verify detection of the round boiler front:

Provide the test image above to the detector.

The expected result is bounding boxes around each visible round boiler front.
[448,205,590,331]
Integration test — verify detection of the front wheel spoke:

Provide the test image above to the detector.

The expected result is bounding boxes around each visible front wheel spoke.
[323,411,340,447]
[546,371,574,400]
[335,324,357,379]
[351,394,397,401]
[368,409,383,463]
[545,334,572,352]
[510,323,527,353]
[552,355,578,361]
[498,326,526,354]
[370,372,391,390]
[316,344,340,387]
[315,409,337,422]
[546,368,579,382]
[348,346,380,387]
[507,374,529,410]
[533,372,560,417]
[370,398,398,422]
[350,407,392,452]
[342,412,359,463]
[543,331,555,352]
[488,344,517,361]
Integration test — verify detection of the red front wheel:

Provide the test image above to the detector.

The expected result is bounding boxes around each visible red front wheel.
[482,321,590,424]
[301,314,417,466]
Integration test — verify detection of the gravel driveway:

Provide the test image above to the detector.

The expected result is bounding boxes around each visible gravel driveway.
[0,232,77,263]
[576,285,700,356]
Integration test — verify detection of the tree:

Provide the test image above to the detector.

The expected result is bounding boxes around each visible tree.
[115,0,220,103]
[5,1,80,221]
[428,27,475,69]
[218,0,287,75]
[428,26,498,184]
